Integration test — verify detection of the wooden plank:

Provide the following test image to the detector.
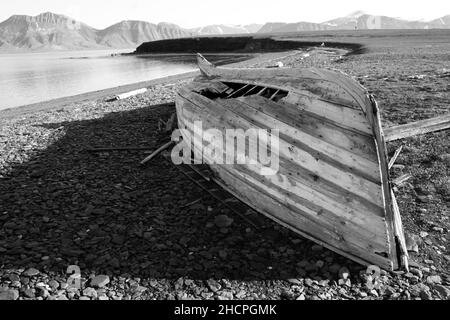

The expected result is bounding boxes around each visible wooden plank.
[178,114,387,240]
[178,93,384,207]
[391,191,409,271]
[388,145,403,170]
[227,84,251,98]
[392,174,412,187]
[140,141,174,165]
[178,107,385,217]
[225,97,380,182]
[209,161,393,269]
[197,55,362,109]
[367,96,406,270]
[384,113,450,142]
[283,92,373,135]
[176,95,394,269]
[236,95,378,161]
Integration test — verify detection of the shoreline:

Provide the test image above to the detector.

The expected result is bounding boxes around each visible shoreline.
[0,50,299,120]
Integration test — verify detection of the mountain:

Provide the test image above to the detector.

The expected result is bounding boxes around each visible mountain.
[258,22,288,34]
[1,11,449,52]
[98,21,193,48]
[429,15,450,28]
[258,12,450,33]
[0,12,100,50]
[0,12,193,51]
[190,24,263,35]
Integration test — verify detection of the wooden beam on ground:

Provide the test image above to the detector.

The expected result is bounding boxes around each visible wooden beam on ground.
[388,145,403,170]
[384,113,450,142]
[87,146,153,152]
[392,174,412,187]
[140,141,174,165]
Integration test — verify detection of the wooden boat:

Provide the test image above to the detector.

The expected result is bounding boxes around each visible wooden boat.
[175,54,409,270]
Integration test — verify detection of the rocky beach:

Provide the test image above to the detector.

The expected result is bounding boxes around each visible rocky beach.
[0,31,449,300]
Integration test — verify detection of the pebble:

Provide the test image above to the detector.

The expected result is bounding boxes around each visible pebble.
[338,267,350,280]
[214,215,234,228]
[90,275,110,288]
[22,268,40,277]
[0,289,19,300]
[434,285,450,298]
[426,275,442,285]
[82,287,98,299]
[287,278,302,286]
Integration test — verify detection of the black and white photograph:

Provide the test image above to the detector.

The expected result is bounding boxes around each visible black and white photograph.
[0,0,449,310]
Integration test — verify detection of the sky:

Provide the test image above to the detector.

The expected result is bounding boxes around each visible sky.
[0,0,449,29]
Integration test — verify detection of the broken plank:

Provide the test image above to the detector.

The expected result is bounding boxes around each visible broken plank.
[87,146,153,152]
[388,145,403,170]
[384,113,450,142]
[140,141,174,165]
[392,174,412,187]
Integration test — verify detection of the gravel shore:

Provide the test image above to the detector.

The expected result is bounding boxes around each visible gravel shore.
[0,39,449,300]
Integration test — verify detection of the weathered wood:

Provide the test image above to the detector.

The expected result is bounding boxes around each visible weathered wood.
[384,113,450,142]
[392,174,412,187]
[174,55,409,270]
[178,107,384,214]
[366,96,407,270]
[140,141,174,165]
[391,190,409,271]
[87,146,153,152]
[179,92,384,206]
[210,161,393,269]
[388,145,404,169]
[236,94,378,161]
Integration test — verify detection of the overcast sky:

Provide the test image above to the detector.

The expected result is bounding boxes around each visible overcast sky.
[0,0,449,29]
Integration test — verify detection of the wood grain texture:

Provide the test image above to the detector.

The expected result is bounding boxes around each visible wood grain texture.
[172,55,409,270]
[384,113,450,142]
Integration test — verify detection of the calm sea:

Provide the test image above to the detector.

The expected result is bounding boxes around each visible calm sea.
[0,49,198,110]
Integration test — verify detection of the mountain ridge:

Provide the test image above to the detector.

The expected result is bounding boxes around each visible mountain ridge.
[258,13,450,34]
[1,11,449,52]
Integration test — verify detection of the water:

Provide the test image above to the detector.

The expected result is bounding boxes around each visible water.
[0,49,198,110]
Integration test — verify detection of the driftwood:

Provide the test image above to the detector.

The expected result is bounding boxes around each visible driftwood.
[87,147,153,152]
[392,174,412,187]
[140,141,174,165]
[384,113,450,142]
[388,145,403,170]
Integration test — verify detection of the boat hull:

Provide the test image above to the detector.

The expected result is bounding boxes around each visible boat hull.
[174,54,408,270]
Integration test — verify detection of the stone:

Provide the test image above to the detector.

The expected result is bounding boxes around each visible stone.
[434,285,450,298]
[214,215,234,228]
[419,289,432,300]
[22,268,40,277]
[48,280,60,291]
[410,268,423,279]
[426,275,442,285]
[82,287,98,299]
[9,274,20,282]
[287,278,302,286]
[315,260,325,268]
[338,267,350,280]
[0,289,19,300]
[90,275,110,288]
[296,294,306,300]
[217,290,234,300]
[22,288,35,298]
[206,279,221,293]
